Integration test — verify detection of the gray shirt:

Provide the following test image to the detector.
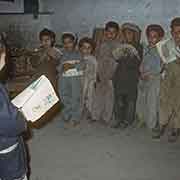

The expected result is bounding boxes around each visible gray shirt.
[142,46,161,76]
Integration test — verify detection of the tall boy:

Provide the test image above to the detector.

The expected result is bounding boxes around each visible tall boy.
[95,21,121,124]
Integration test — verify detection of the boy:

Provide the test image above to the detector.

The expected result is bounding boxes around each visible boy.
[79,37,97,122]
[112,23,142,128]
[160,17,180,142]
[95,21,121,125]
[30,28,62,91]
[112,45,141,128]
[0,39,27,180]
[121,22,143,60]
[29,28,62,127]
[57,32,82,126]
[140,24,164,138]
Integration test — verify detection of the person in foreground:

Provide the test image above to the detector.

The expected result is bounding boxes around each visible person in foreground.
[0,37,28,180]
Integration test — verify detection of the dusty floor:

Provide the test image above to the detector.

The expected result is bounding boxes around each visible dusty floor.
[28,114,180,180]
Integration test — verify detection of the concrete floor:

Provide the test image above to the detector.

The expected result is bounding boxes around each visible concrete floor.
[28,114,180,180]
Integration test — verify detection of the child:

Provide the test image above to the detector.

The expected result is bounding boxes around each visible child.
[112,44,141,128]
[121,22,143,60]
[79,37,97,122]
[0,39,27,180]
[29,29,62,127]
[140,24,164,138]
[30,28,62,91]
[57,32,83,126]
[112,23,142,128]
[95,21,121,125]
[160,17,180,142]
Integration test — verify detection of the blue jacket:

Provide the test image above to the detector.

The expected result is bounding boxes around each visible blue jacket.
[0,83,27,180]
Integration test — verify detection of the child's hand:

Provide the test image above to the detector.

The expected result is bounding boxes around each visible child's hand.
[47,48,62,59]
[47,48,58,59]
[141,72,151,80]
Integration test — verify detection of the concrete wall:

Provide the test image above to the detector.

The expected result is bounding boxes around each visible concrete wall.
[0,0,24,13]
[0,14,52,48]
[42,0,180,39]
[0,0,180,47]
[0,0,52,48]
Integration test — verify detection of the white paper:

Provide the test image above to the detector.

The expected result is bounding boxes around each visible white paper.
[12,75,59,122]
[63,60,80,64]
[62,68,83,77]
[0,53,6,71]
[156,38,180,64]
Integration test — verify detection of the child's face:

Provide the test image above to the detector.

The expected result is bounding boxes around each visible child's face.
[105,27,118,40]
[63,37,75,51]
[41,35,52,49]
[147,30,161,47]
[171,25,180,47]
[124,29,135,44]
[80,42,93,56]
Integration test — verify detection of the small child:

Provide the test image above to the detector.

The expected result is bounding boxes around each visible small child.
[79,37,97,122]
[139,24,164,138]
[29,29,62,125]
[30,28,62,91]
[57,32,83,126]
[0,39,27,180]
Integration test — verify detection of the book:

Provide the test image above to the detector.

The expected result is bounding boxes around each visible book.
[11,75,59,122]
[156,38,180,64]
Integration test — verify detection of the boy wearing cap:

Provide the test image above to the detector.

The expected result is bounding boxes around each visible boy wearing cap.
[121,22,143,60]
[111,23,142,128]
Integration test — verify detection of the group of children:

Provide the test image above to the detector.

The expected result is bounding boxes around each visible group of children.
[52,18,180,143]
[32,18,180,143]
[1,16,180,180]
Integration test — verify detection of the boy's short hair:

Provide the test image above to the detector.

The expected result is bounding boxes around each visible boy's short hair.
[79,37,96,51]
[146,24,165,38]
[39,28,56,45]
[171,17,180,30]
[62,32,76,43]
[105,21,119,31]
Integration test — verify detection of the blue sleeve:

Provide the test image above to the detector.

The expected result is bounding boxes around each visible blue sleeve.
[0,85,27,137]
